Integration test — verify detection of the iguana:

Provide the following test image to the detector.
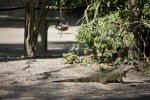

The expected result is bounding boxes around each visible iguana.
[52,63,133,84]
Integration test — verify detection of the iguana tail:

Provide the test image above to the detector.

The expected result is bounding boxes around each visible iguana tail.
[52,77,93,82]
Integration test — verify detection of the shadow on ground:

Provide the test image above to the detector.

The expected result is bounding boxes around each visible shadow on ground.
[0,41,91,62]
[1,93,150,100]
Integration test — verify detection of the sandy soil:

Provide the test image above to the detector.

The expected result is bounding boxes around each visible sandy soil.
[0,22,150,100]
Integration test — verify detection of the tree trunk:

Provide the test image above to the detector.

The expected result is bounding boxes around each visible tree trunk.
[35,0,48,54]
[24,1,35,57]
[122,0,140,61]
[129,0,139,60]
[35,20,48,54]
[24,0,49,57]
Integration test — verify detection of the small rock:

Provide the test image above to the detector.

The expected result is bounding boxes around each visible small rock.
[130,85,136,87]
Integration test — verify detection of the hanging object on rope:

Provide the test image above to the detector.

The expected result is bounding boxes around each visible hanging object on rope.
[55,22,69,31]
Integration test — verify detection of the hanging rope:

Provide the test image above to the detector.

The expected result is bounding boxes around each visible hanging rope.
[60,0,63,38]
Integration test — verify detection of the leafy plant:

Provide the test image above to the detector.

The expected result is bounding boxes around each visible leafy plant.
[62,43,81,64]
[62,52,79,64]
[76,12,134,63]
[63,0,150,64]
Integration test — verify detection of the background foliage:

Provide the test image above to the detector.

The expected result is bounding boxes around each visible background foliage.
[61,0,150,64]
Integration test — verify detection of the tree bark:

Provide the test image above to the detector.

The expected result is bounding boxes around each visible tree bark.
[128,0,139,60]
[35,0,48,54]
[35,20,48,54]
[122,0,140,61]
[24,0,49,57]
[24,1,35,57]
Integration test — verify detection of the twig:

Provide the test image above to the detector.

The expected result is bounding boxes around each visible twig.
[142,21,150,28]
[19,0,25,7]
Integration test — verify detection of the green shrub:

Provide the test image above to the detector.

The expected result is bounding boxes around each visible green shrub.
[76,12,134,62]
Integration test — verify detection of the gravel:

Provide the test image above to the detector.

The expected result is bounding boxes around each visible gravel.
[0,24,150,99]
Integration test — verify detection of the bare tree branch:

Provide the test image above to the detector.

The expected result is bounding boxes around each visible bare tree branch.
[142,21,150,28]
[19,0,25,7]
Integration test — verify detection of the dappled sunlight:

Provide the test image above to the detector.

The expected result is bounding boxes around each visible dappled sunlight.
[0,0,150,99]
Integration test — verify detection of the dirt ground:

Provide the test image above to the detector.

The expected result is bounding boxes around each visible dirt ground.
[0,22,150,100]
